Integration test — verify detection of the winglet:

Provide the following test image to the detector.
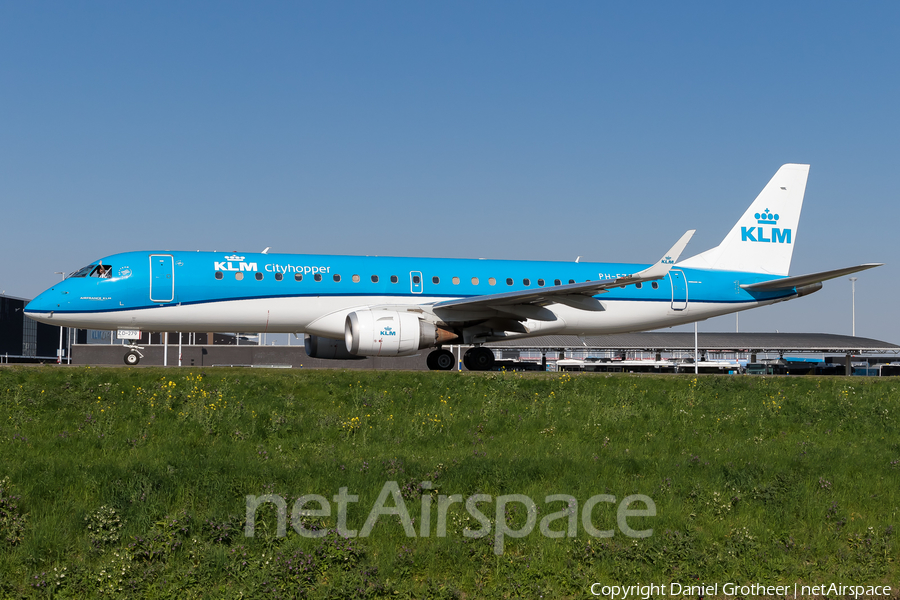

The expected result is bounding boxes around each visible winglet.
[635,230,695,280]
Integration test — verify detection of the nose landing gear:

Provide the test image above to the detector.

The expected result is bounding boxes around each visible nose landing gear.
[123,344,144,366]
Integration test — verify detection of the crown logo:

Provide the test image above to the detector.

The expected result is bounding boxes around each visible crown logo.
[225,255,245,261]
[384,326,393,332]
[754,209,779,225]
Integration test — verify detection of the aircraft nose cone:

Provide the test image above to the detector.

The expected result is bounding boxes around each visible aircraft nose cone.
[24,288,61,322]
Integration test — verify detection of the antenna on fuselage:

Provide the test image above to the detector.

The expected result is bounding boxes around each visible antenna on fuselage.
[575,256,581,263]
[262,247,270,254]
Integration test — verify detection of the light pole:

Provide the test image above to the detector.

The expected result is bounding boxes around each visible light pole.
[849,277,858,337]
[694,321,699,374]
[54,272,65,363]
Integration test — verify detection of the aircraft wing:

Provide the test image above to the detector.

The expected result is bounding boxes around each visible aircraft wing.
[430,230,695,316]
[740,263,883,291]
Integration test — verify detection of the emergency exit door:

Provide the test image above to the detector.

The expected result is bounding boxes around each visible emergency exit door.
[410,271,423,294]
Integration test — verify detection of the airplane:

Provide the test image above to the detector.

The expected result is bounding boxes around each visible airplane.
[24,164,881,371]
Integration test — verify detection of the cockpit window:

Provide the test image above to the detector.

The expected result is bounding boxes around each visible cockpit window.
[68,264,113,278]
[69,264,98,278]
[91,265,112,278]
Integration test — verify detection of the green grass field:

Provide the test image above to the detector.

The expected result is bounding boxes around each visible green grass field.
[0,366,897,598]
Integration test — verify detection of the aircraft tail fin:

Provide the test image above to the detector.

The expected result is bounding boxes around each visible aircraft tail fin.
[677,164,810,276]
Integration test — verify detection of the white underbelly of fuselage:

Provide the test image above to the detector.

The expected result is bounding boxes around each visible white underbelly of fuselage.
[30,295,771,340]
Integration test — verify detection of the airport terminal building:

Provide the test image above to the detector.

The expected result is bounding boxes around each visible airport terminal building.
[4,293,899,374]
[66,330,900,376]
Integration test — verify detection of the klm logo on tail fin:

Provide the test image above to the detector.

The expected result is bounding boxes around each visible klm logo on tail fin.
[741,209,791,244]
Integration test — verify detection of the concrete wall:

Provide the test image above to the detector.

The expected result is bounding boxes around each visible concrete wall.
[72,344,435,370]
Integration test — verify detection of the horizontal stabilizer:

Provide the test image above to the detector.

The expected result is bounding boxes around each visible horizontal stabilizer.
[741,263,883,291]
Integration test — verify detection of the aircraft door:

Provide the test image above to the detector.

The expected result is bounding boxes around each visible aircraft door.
[410,271,423,294]
[150,254,174,303]
[669,269,688,311]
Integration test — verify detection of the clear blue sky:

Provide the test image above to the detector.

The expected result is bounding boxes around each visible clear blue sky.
[2,2,898,342]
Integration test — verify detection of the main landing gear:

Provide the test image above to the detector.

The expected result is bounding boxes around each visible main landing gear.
[426,348,455,371]
[463,346,495,371]
[426,347,496,371]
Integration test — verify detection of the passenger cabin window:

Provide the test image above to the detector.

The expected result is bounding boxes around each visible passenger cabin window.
[471,277,479,285]
[452,277,460,285]
[506,278,513,286]
[275,273,283,281]
[554,279,561,286]
[235,272,244,281]
[371,275,379,283]
[255,272,263,281]
[537,279,545,287]
[295,274,303,282]
[390,275,398,284]
[569,279,575,284]
[523,278,531,286]
[635,282,642,289]
[215,272,223,280]
[651,281,658,289]
[314,273,322,282]
[413,275,420,284]
[489,277,496,286]
[333,274,341,282]
[432,276,440,284]
[352,274,360,282]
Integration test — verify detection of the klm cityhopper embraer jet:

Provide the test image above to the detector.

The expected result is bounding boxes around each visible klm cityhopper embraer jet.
[25,164,880,370]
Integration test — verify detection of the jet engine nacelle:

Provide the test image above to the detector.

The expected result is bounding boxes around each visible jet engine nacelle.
[304,334,366,360]
[345,310,455,357]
